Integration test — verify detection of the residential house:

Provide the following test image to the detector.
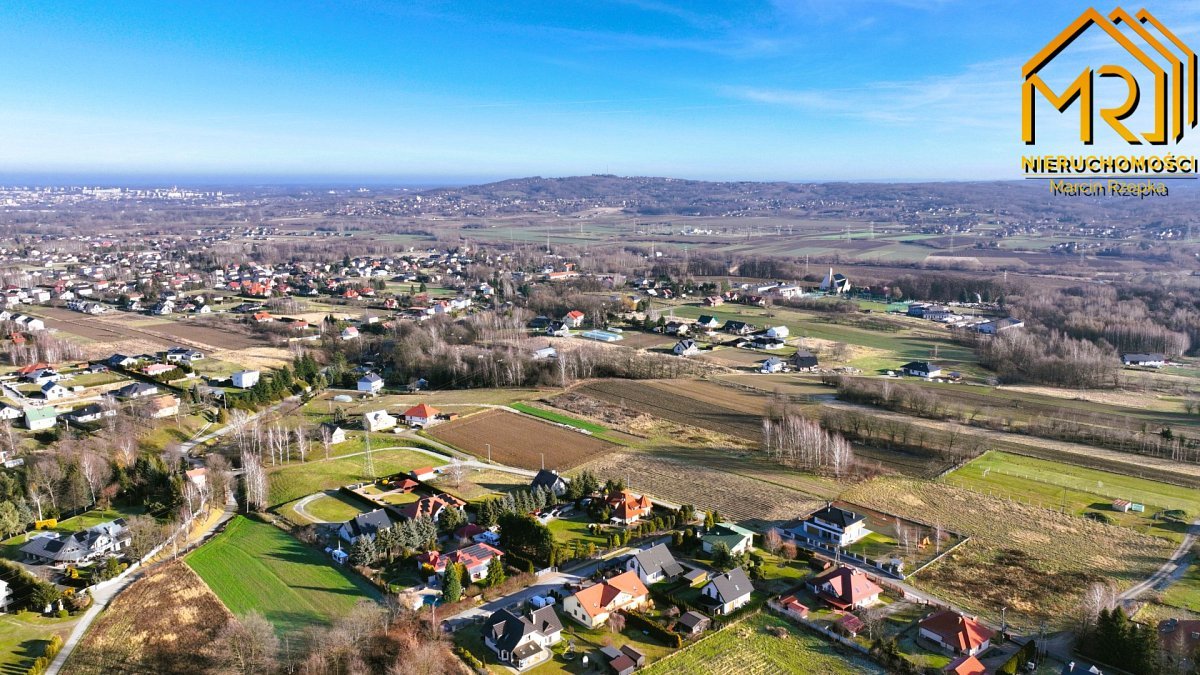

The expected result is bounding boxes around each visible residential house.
[357,372,384,394]
[164,347,205,363]
[106,354,139,369]
[40,381,71,401]
[673,339,700,356]
[765,326,789,339]
[790,350,819,371]
[337,509,394,544]
[65,403,114,425]
[340,326,360,340]
[562,571,650,628]
[919,610,995,656]
[231,370,260,388]
[20,519,130,564]
[798,505,869,546]
[24,406,57,431]
[185,468,207,491]
[701,522,755,555]
[530,469,569,497]
[319,423,347,444]
[0,405,23,421]
[397,494,465,521]
[606,490,653,525]
[759,357,785,374]
[722,320,753,335]
[562,310,586,328]
[696,315,720,331]
[944,654,987,675]
[664,321,690,336]
[402,403,440,427]
[624,543,684,584]
[143,363,176,378]
[481,607,563,671]
[676,610,710,635]
[807,565,882,610]
[0,579,10,612]
[1122,353,1167,367]
[417,542,502,581]
[819,268,851,294]
[114,382,158,399]
[700,567,754,615]
[411,467,438,481]
[901,361,942,378]
[363,410,397,432]
[145,395,181,419]
[544,321,570,337]
[703,296,724,307]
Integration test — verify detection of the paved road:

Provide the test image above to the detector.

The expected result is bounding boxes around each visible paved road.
[1119,517,1200,602]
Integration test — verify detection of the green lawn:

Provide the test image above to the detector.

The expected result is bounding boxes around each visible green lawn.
[1161,557,1200,613]
[0,611,75,674]
[641,612,884,675]
[303,494,371,522]
[944,451,1200,542]
[546,514,609,549]
[1,507,145,560]
[510,403,608,434]
[755,551,814,594]
[843,531,900,561]
[185,516,380,636]
[266,448,445,507]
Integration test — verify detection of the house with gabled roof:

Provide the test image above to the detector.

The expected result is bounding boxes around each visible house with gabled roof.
[944,654,987,675]
[807,565,882,610]
[24,406,58,431]
[700,567,754,615]
[337,508,394,544]
[797,505,869,546]
[918,610,995,656]
[362,409,396,432]
[530,469,569,496]
[481,606,562,671]
[701,522,755,555]
[563,571,649,628]
[397,493,465,522]
[357,372,383,393]
[20,519,130,564]
[417,542,502,582]
[606,490,653,525]
[624,543,684,584]
[402,403,439,427]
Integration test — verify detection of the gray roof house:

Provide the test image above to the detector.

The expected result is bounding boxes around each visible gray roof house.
[337,508,394,544]
[700,567,754,615]
[624,543,684,584]
[20,519,130,565]
[530,469,569,496]
[481,606,563,671]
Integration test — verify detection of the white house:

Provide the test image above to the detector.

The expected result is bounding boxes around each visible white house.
[562,571,650,629]
[24,406,58,431]
[700,567,754,615]
[363,409,397,432]
[759,357,785,374]
[673,339,700,356]
[765,326,790,339]
[357,372,384,393]
[231,370,260,389]
[40,381,72,401]
[482,607,563,672]
[624,544,684,585]
[900,361,942,379]
[797,505,869,546]
[1121,353,1167,368]
[340,326,360,340]
[701,522,756,555]
[402,403,439,427]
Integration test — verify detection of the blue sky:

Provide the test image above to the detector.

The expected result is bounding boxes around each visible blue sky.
[2,1,1199,183]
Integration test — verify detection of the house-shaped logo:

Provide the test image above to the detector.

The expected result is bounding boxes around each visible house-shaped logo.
[1022,7,1196,145]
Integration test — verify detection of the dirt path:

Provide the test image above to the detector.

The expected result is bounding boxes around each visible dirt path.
[1119,518,1200,602]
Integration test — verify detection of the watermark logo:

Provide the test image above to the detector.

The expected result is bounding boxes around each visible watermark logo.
[1021,7,1198,195]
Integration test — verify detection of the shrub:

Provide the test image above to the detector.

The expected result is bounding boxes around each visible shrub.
[624,610,683,648]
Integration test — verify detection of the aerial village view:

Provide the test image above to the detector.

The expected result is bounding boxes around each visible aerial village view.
[0,2,1198,675]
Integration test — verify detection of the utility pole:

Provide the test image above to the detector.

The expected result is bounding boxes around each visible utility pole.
[364,426,374,480]
[486,443,492,463]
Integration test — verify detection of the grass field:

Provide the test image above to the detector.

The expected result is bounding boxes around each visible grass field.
[303,493,371,522]
[944,451,1200,541]
[186,516,380,636]
[842,477,1175,630]
[0,612,76,675]
[510,402,607,434]
[266,448,445,507]
[1161,558,1200,613]
[641,613,884,675]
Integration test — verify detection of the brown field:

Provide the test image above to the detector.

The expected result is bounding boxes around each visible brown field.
[841,478,1175,631]
[148,319,266,350]
[578,449,824,525]
[578,379,769,439]
[63,560,233,675]
[614,333,676,350]
[429,409,618,470]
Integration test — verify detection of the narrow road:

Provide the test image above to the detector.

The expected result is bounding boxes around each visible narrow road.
[1118,518,1199,602]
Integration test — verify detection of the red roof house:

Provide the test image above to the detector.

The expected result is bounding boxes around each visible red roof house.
[918,610,995,655]
[807,565,883,610]
[944,654,987,675]
[606,490,653,524]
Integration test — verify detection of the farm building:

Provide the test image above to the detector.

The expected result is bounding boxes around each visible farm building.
[580,329,623,342]
[791,350,819,371]
[975,317,1023,334]
[765,325,789,338]
[1121,353,1167,367]
[776,594,810,621]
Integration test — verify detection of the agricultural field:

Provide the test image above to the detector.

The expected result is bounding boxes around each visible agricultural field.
[429,467,530,502]
[841,478,1175,630]
[429,410,618,471]
[577,379,768,440]
[641,612,885,675]
[266,447,443,507]
[64,561,233,675]
[185,516,380,636]
[944,451,1200,541]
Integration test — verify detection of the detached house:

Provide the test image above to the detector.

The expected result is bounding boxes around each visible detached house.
[20,519,130,564]
[624,543,684,584]
[901,361,942,379]
[562,310,586,328]
[231,370,260,389]
[338,509,394,544]
[397,494,465,522]
[362,410,396,432]
[402,403,440,427]
[357,372,384,394]
[530,469,569,497]
[24,406,58,431]
[673,339,700,357]
[563,571,650,628]
[1122,353,1167,368]
[701,522,755,555]
[40,381,72,401]
[700,567,754,615]
[918,610,995,656]
[482,606,563,671]
[606,490,653,525]
[797,505,869,546]
[807,565,882,610]
[418,542,502,582]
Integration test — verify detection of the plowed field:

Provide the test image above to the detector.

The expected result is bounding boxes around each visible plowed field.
[430,409,618,470]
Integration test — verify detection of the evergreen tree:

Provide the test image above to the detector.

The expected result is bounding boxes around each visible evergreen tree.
[443,563,463,603]
[350,535,377,567]
[485,556,506,587]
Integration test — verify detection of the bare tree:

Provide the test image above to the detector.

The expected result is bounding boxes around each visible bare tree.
[608,612,626,634]
[444,461,466,488]
[214,611,279,675]
[241,451,268,512]
[79,450,111,506]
